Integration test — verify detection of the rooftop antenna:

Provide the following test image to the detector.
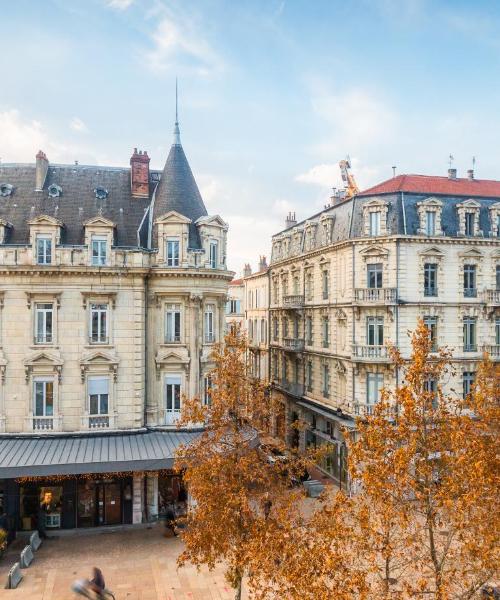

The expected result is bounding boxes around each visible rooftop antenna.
[472,156,476,169]
[392,165,396,177]
[448,154,454,169]
[173,77,181,146]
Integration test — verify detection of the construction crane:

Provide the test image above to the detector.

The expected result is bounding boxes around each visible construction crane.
[339,157,360,199]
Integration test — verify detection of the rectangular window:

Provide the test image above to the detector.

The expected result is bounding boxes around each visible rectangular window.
[465,212,475,236]
[34,379,54,417]
[293,316,299,339]
[203,375,213,406]
[463,264,477,297]
[306,360,313,392]
[209,240,218,269]
[273,353,278,379]
[463,317,477,352]
[166,238,180,267]
[165,375,181,424]
[305,271,313,300]
[35,303,53,344]
[424,263,438,296]
[36,236,52,265]
[369,211,381,236]
[367,263,383,289]
[425,210,436,236]
[322,316,329,348]
[322,363,330,398]
[367,373,383,405]
[496,318,500,346]
[322,270,329,299]
[367,316,384,346]
[88,376,109,415]
[423,316,438,352]
[496,265,500,291]
[283,318,289,338]
[165,304,181,343]
[306,316,313,345]
[463,371,475,399]
[91,236,107,266]
[204,304,215,343]
[90,303,108,344]
[424,378,438,409]
[273,317,279,341]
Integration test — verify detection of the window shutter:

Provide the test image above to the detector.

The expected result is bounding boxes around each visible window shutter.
[88,377,109,395]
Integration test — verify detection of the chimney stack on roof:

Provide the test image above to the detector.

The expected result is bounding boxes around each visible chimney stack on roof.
[35,150,49,192]
[243,263,252,278]
[448,168,457,180]
[130,148,150,198]
[467,169,474,180]
[258,255,268,271]
[285,211,297,229]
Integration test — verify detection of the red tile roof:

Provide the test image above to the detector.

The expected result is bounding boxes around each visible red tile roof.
[229,278,244,286]
[358,174,500,198]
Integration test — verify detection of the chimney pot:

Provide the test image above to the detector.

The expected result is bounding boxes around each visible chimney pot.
[243,263,252,278]
[35,150,49,191]
[448,168,457,180]
[285,211,297,229]
[467,169,474,180]
[258,255,268,271]
[130,148,150,198]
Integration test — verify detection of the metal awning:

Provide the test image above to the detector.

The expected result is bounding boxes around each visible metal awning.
[0,429,200,478]
[296,400,356,429]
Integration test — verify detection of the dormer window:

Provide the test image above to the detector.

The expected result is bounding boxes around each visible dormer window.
[370,212,380,236]
[489,203,500,237]
[0,183,13,197]
[209,240,218,269]
[91,236,107,266]
[47,184,62,198]
[416,198,443,236]
[425,211,436,236]
[166,238,180,267]
[363,199,389,237]
[465,212,475,236]
[457,199,481,237]
[36,235,52,265]
[94,187,108,200]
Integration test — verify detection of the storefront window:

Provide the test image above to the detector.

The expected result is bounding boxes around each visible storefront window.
[158,473,187,517]
[20,484,62,531]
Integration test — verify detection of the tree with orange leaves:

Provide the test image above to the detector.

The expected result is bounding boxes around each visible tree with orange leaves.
[174,329,314,600]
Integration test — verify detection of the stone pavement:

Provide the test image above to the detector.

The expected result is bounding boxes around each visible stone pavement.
[0,524,249,600]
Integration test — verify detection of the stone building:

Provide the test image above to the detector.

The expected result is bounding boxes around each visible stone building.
[0,116,232,533]
[244,257,270,380]
[269,171,500,486]
[225,276,245,335]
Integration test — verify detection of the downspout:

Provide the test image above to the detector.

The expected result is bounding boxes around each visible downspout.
[350,199,356,419]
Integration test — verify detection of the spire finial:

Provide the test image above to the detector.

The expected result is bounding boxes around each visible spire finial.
[173,78,181,146]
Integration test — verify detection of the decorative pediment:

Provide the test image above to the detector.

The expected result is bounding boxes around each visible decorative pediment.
[416,197,443,208]
[0,219,13,228]
[28,214,63,227]
[459,248,483,259]
[418,246,445,258]
[364,198,388,208]
[80,350,119,382]
[196,214,228,230]
[359,245,389,260]
[457,199,481,209]
[155,350,190,379]
[81,291,117,309]
[155,210,192,225]
[24,351,64,383]
[83,216,116,228]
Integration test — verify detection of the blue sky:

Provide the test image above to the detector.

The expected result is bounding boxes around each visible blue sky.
[1,0,500,273]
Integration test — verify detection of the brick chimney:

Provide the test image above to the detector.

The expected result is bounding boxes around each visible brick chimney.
[258,255,268,271]
[130,148,150,198]
[448,168,457,180]
[35,150,49,191]
[285,211,297,229]
[243,263,252,278]
[467,169,474,180]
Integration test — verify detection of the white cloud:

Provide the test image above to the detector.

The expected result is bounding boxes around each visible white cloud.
[70,117,88,133]
[295,163,341,188]
[144,14,224,76]
[106,0,133,10]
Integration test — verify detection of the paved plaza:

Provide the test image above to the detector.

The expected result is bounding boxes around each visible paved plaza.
[0,524,249,600]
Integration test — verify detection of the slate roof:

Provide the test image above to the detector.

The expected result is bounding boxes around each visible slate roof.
[0,429,199,477]
[359,174,500,198]
[0,163,153,247]
[152,143,208,248]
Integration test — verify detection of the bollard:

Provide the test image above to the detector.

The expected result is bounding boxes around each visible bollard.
[303,479,325,498]
[29,530,42,552]
[20,544,34,568]
[7,562,23,589]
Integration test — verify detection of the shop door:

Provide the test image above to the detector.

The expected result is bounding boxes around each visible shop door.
[104,482,121,525]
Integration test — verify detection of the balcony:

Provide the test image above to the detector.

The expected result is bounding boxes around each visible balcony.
[352,344,391,362]
[275,379,304,398]
[483,289,500,305]
[482,344,500,359]
[88,415,111,429]
[283,337,305,352]
[354,403,375,416]
[354,288,397,303]
[28,415,62,431]
[283,294,304,309]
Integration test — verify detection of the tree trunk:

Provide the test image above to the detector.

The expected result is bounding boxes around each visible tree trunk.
[234,576,243,600]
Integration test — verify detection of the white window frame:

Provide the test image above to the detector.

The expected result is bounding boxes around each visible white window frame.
[425,210,436,236]
[88,376,110,415]
[204,304,215,343]
[166,237,180,267]
[203,375,213,406]
[35,303,54,345]
[367,316,384,346]
[165,303,182,343]
[209,240,218,269]
[91,235,107,266]
[36,235,52,265]
[369,211,381,236]
[90,303,109,344]
[367,373,383,405]
[165,374,182,425]
[33,378,54,417]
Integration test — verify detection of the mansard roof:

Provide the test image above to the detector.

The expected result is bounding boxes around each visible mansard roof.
[0,163,152,247]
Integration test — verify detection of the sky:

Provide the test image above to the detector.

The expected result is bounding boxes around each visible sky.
[1,0,500,274]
